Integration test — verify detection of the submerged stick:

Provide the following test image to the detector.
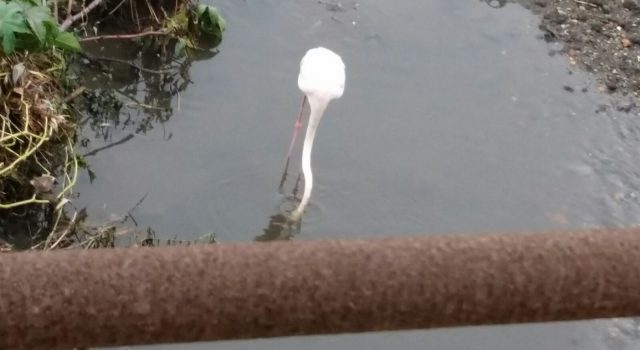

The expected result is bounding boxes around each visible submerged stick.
[1,228,640,349]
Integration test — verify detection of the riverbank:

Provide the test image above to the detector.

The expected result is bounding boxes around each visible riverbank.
[519,0,640,99]
[0,0,225,250]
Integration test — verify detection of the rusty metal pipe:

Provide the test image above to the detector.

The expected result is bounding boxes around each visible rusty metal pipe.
[1,228,640,349]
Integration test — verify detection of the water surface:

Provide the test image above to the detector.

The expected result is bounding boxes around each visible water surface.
[83,1,640,349]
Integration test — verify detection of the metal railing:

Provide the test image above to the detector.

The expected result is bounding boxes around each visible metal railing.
[1,228,639,349]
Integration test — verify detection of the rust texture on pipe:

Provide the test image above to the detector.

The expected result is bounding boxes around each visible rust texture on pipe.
[2,228,640,349]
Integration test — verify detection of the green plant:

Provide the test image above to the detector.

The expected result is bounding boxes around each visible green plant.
[195,4,226,38]
[166,4,226,58]
[0,0,80,54]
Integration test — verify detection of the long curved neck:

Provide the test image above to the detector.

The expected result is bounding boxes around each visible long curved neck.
[291,96,328,220]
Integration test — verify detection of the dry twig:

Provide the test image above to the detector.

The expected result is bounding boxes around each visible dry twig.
[60,0,105,30]
[79,30,169,41]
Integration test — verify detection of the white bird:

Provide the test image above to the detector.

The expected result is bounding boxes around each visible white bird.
[283,47,345,221]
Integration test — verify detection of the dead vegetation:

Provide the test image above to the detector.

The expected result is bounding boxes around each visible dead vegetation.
[0,0,225,251]
[0,52,75,209]
[0,50,80,248]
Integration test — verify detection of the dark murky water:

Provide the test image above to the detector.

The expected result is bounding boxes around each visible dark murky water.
[82,0,640,349]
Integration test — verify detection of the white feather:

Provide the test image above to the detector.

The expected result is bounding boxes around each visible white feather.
[291,47,346,220]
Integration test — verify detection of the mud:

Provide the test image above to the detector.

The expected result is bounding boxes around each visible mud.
[518,0,640,98]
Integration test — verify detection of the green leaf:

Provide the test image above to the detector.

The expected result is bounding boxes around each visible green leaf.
[196,5,226,34]
[208,8,226,33]
[196,4,207,18]
[20,0,40,6]
[53,31,81,51]
[21,2,52,44]
[2,31,15,54]
[43,19,59,36]
[0,1,30,53]
[0,2,30,33]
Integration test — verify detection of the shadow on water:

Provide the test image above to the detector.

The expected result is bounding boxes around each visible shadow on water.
[256,213,299,241]
[257,161,304,241]
[74,40,222,242]
[76,41,213,159]
[0,36,223,249]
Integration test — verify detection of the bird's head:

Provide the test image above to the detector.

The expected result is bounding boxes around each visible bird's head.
[297,47,345,102]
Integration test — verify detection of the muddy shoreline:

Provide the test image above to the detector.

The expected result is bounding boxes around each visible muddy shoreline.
[516,0,640,100]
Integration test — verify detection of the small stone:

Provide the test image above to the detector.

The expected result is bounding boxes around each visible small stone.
[630,35,640,45]
[589,19,604,33]
[30,174,57,194]
[605,75,621,91]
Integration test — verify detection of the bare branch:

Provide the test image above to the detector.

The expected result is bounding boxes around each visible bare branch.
[65,0,73,22]
[79,30,169,41]
[60,0,105,31]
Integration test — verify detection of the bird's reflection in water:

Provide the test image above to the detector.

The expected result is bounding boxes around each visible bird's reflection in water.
[261,47,345,240]
[256,196,302,241]
[256,170,303,242]
[256,213,300,242]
